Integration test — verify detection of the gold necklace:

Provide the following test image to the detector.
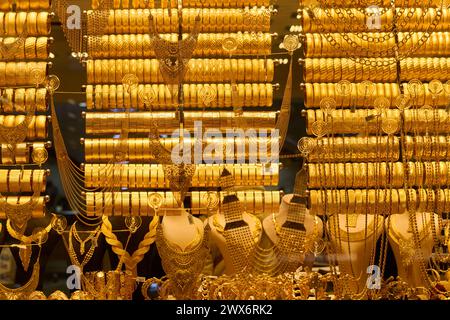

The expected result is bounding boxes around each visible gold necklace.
[328,215,383,243]
[6,219,52,272]
[160,221,203,252]
[0,254,40,300]
[389,217,431,268]
[213,213,261,244]
[72,222,101,255]
[68,222,101,271]
[156,224,210,299]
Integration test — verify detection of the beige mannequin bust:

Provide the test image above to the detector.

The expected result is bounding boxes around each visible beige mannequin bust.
[208,211,262,275]
[262,194,324,266]
[161,208,205,250]
[387,211,438,288]
[327,213,384,295]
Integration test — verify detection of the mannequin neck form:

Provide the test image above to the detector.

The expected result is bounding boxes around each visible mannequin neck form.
[263,194,323,268]
[162,208,204,250]
[388,211,436,288]
[328,213,384,295]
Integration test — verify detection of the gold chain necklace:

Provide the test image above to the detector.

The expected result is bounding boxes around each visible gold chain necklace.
[72,222,101,255]
[389,217,431,268]
[328,215,383,243]
[0,256,40,300]
[68,222,101,271]
[6,219,52,272]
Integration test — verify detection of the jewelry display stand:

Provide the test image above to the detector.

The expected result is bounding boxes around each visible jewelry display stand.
[209,209,262,275]
[388,211,439,289]
[263,194,323,267]
[327,213,384,294]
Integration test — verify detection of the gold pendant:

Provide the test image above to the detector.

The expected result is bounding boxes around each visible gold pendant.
[346,214,358,228]
[19,243,32,272]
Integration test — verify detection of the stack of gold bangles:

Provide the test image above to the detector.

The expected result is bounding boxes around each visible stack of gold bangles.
[0,11,50,36]
[97,0,271,9]
[302,8,449,33]
[84,190,281,216]
[0,169,46,193]
[94,8,271,34]
[88,32,272,58]
[84,136,274,162]
[305,109,400,135]
[0,195,47,219]
[306,109,450,134]
[86,83,274,109]
[0,0,50,11]
[400,58,450,81]
[85,111,277,134]
[0,61,47,86]
[304,82,401,108]
[309,188,407,216]
[305,33,396,58]
[307,162,406,189]
[307,136,400,162]
[0,36,49,60]
[399,32,450,56]
[0,115,47,139]
[304,58,397,82]
[0,88,47,112]
[85,191,179,216]
[404,135,450,160]
[84,163,279,188]
[86,58,274,84]
[310,187,450,215]
[0,142,47,164]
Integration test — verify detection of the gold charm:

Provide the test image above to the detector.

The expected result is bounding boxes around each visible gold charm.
[32,147,48,165]
[19,245,32,272]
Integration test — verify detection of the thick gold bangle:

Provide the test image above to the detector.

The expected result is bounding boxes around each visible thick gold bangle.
[266,83,273,107]
[37,12,50,35]
[5,12,16,36]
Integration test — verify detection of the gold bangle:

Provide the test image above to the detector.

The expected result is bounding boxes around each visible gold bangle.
[5,12,16,36]
[16,11,27,35]
[37,12,50,35]
[266,83,273,107]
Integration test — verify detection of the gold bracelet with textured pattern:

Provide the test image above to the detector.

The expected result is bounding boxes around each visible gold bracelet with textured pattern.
[85,111,277,134]
[84,136,275,163]
[96,8,270,34]
[84,163,279,188]
[303,82,400,108]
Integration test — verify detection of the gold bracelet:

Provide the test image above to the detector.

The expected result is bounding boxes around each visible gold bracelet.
[5,12,16,36]
[37,12,50,35]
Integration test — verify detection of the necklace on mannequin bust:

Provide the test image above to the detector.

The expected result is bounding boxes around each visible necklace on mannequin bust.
[156,221,210,300]
[67,222,101,272]
[72,222,101,255]
[217,168,261,274]
[328,214,383,243]
[389,216,431,269]
[214,213,261,244]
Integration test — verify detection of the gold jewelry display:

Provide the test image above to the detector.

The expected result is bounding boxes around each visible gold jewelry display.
[155,218,210,299]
